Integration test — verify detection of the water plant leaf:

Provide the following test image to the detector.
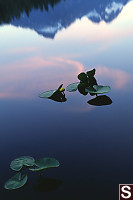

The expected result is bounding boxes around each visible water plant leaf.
[39,84,65,98]
[88,95,112,106]
[77,72,88,82]
[85,85,111,94]
[4,173,27,190]
[78,82,88,95]
[57,84,63,90]
[50,91,67,102]
[10,156,35,171]
[39,90,56,98]
[29,157,60,172]
[86,68,96,78]
[66,82,79,92]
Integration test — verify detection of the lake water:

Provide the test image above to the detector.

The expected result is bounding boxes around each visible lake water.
[0,0,133,199]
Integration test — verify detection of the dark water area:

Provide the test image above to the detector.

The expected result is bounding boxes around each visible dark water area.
[0,0,133,199]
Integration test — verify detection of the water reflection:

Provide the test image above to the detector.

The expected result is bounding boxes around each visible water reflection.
[88,95,112,106]
[33,177,63,192]
[0,0,130,39]
[0,0,61,23]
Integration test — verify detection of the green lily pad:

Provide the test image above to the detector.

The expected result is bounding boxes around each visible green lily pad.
[39,84,65,98]
[10,156,35,171]
[4,173,27,190]
[86,68,96,78]
[66,82,79,92]
[39,90,56,98]
[78,72,88,82]
[29,157,60,172]
[85,85,111,94]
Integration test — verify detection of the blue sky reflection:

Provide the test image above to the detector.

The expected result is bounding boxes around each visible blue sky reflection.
[0,1,133,99]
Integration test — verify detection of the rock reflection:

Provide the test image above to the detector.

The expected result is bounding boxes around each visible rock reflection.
[34,176,63,192]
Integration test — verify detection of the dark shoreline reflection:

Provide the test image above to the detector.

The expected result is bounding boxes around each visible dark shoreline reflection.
[88,95,112,106]
[33,177,63,192]
[0,0,61,24]
[0,0,130,39]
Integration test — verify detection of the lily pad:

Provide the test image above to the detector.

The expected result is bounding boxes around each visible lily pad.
[66,82,79,92]
[10,156,35,171]
[88,95,112,106]
[4,173,27,190]
[39,90,56,98]
[85,85,111,94]
[39,84,65,98]
[29,157,60,172]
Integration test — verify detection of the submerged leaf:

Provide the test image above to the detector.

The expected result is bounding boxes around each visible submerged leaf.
[88,95,112,106]
[29,157,60,172]
[85,85,111,94]
[10,156,35,171]
[4,173,27,190]
[66,82,79,92]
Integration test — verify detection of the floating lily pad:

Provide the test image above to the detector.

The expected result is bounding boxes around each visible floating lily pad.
[39,90,56,98]
[85,85,111,94]
[10,156,35,171]
[66,82,79,92]
[78,72,88,82]
[88,95,112,106]
[29,157,60,172]
[4,173,27,190]
[39,84,65,98]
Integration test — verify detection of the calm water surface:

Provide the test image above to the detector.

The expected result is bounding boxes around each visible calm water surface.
[0,0,133,199]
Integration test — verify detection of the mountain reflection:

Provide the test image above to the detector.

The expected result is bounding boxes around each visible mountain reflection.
[0,0,130,39]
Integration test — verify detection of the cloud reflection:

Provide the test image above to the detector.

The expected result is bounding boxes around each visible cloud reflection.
[0,56,84,99]
[96,66,131,89]
[0,53,131,99]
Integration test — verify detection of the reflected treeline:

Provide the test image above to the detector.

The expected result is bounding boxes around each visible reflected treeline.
[0,0,61,24]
